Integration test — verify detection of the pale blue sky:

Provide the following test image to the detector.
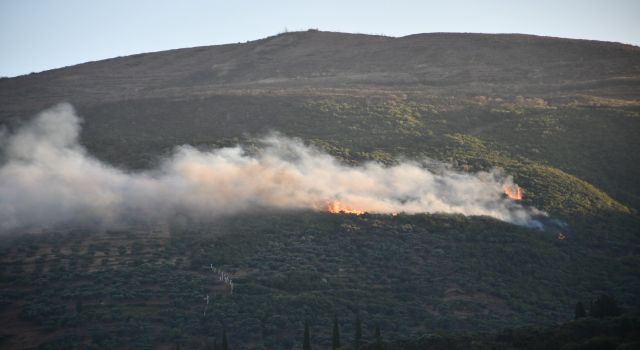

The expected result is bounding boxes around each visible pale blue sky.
[1,0,638,77]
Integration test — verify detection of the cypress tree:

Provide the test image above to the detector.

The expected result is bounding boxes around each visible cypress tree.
[332,315,341,349]
[354,313,362,350]
[303,322,311,350]
[575,301,587,319]
[374,325,382,350]
[222,329,228,350]
[590,294,621,318]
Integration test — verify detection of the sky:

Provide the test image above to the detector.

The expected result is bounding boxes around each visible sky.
[1,0,639,77]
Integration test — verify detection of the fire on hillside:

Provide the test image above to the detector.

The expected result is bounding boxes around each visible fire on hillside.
[325,201,366,215]
[503,183,524,200]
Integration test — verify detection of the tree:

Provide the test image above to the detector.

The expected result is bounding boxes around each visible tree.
[590,294,621,318]
[354,313,362,350]
[222,329,229,350]
[303,322,311,350]
[575,301,587,319]
[205,337,217,350]
[374,325,382,350]
[332,315,341,349]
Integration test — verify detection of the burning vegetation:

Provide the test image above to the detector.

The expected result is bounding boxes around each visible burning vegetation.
[325,201,366,215]
[0,104,546,231]
[502,183,524,200]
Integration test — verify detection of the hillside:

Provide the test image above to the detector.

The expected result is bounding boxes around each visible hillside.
[1,30,639,211]
[0,31,639,349]
[1,213,638,349]
[2,31,640,105]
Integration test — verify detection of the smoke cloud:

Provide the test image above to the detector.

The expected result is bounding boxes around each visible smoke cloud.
[0,103,544,232]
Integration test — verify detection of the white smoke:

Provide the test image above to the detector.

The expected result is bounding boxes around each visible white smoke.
[0,103,544,232]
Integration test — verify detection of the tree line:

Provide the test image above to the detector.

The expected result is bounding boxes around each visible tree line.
[574,294,621,320]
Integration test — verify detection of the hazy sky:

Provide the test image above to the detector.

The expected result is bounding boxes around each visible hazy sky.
[1,0,639,77]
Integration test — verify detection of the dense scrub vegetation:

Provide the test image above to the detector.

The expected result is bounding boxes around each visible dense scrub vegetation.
[1,210,638,348]
[79,95,639,216]
[363,312,640,350]
[0,95,637,348]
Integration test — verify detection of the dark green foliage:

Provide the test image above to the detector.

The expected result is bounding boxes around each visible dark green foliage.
[590,295,621,318]
[355,313,362,350]
[374,325,382,350]
[575,302,587,319]
[1,93,639,350]
[361,313,640,350]
[332,315,341,349]
[222,329,228,350]
[1,211,639,349]
[205,338,217,350]
[303,323,311,350]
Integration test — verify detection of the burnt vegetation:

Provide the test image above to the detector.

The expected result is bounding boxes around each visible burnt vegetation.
[1,30,640,348]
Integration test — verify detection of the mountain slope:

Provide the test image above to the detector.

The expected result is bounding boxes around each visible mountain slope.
[1,30,639,109]
[1,31,639,211]
[0,31,639,349]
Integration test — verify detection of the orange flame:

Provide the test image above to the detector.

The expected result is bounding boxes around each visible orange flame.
[326,201,365,215]
[557,232,566,240]
[502,184,524,200]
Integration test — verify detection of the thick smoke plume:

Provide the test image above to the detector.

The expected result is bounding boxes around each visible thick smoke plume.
[0,104,544,232]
